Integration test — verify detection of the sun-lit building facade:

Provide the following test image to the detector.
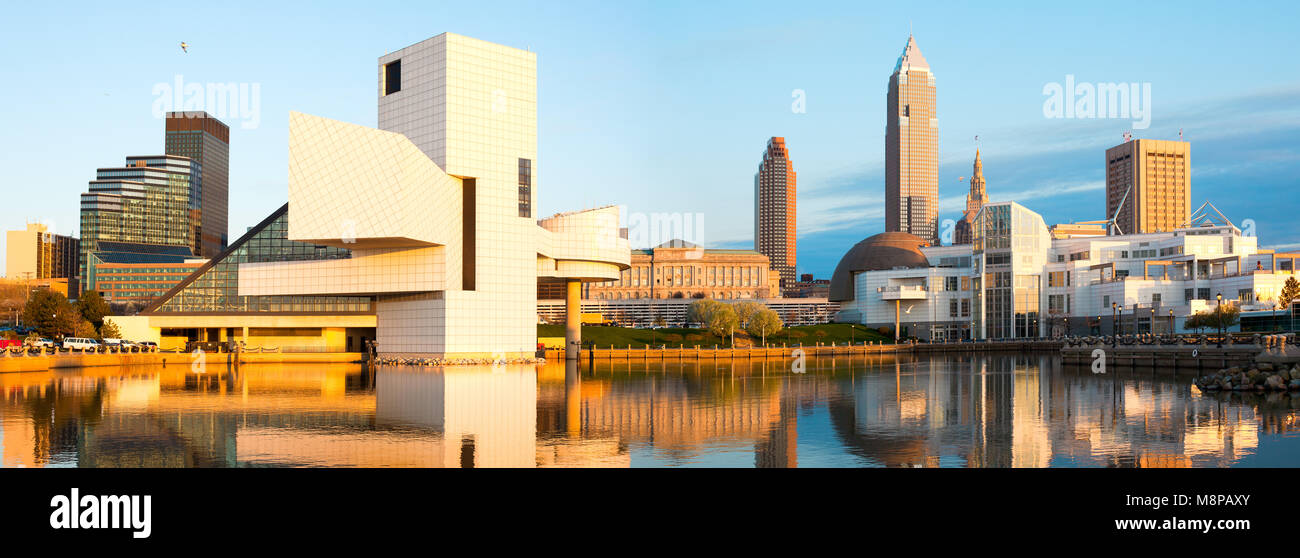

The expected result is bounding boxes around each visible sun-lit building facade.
[116,32,628,357]
[755,137,797,292]
[885,35,939,246]
[834,201,1296,340]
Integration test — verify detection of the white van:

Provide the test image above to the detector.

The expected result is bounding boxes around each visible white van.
[62,338,100,350]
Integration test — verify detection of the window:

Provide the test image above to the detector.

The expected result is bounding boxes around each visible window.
[384,60,401,95]
[517,158,532,218]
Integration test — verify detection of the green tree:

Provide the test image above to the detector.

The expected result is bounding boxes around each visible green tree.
[77,290,111,327]
[1212,304,1241,332]
[22,290,77,338]
[687,299,725,327]
[746,308,783,346]
[732,301,765,330]
[74,319,97,339]
[100,320,122,340]
[704,304,739,344]
[1280,277,1300,310]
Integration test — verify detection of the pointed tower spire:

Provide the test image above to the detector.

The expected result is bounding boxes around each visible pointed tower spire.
[894,35,930,73]
[966,150,987,216]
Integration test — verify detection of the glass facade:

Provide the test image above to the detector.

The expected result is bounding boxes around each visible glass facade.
[80,156,197,288]
[973,202,1046,339]
[149,206,372,314]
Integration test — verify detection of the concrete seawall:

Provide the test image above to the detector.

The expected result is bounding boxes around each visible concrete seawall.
[0,352,366,373]
[550,340,1065,361]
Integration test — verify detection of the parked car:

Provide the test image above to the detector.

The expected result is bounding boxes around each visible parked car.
[26,337,56,349]
[0,339,21,349]
[137,341,158,351]
[62,337,101,350]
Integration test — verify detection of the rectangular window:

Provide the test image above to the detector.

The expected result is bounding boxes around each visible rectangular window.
[384,60,401,95]
[517,158,532,218]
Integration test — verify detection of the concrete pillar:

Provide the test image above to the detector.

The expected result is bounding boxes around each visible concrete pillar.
[565,279,581,360]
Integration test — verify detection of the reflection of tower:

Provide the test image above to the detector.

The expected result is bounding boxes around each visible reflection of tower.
[755,377,798,468]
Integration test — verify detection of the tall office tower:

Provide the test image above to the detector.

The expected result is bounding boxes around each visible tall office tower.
[377,32,540,355]
[1105,138,1190,234]
[79,155,197,290]
[5,223,80,289]
[165,111,230,257]
[954,150,987,245]
[754,136,797,294]
[885,35,938,246]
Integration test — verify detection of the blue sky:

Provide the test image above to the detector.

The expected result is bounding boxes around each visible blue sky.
[1,0,1297,278]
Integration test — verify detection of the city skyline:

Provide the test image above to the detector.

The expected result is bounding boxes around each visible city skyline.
[1,1,1298,281]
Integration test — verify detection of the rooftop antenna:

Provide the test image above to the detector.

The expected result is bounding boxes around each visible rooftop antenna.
[1179,128,1183,141]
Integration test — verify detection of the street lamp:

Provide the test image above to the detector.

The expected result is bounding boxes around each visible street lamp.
[1169,308,1175,335]
[1216,292,1223,348]
[1149,307,1155,335]
[1112,302,1118,347]
[1063,316,1068,338]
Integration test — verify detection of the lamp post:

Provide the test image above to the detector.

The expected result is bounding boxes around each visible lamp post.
[1096,316,1101,336]
[1149,307,1156,335]
[1216,292,1223,348]
[1112,302,1118,347]
[1169,308,1175,335]
[1063,316,1068,338]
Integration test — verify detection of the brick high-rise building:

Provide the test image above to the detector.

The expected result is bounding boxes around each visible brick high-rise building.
[885,35,938,246]
[165,111,230,257]
[755,137,796,293]
[1105,138,1190,235]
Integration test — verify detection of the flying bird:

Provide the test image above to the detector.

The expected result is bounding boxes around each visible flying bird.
[180,42,189,53]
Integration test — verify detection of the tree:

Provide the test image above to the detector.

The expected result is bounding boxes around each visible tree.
[100,320,122,340]
[687,299,725,327]
[1212,304,1241,332]
[704,305,739,343]
[74,319,97,339]
[1184,311,1209,333]
[733,301,764,330]
[22,290,77,338]
[1281,277,1300,310]
[746,308,783,346]
[76,290,111,327]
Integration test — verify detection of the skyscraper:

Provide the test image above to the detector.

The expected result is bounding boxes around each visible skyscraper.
[755,136,796,293]
[954,150,987,245]
[885,35,938,246]
[1105,138,1190,234]
[165,111,230,257]
[79,155,198,290]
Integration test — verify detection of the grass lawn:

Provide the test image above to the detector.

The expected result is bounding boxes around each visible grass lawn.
[538,322,894,348]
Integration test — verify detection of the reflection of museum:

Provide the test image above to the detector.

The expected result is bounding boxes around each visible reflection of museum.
[0,356,1284,468]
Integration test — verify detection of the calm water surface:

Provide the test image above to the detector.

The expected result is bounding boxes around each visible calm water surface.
[2,353,1297,467]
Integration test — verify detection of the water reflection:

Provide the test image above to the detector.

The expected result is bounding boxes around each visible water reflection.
[1,354,1296,467]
